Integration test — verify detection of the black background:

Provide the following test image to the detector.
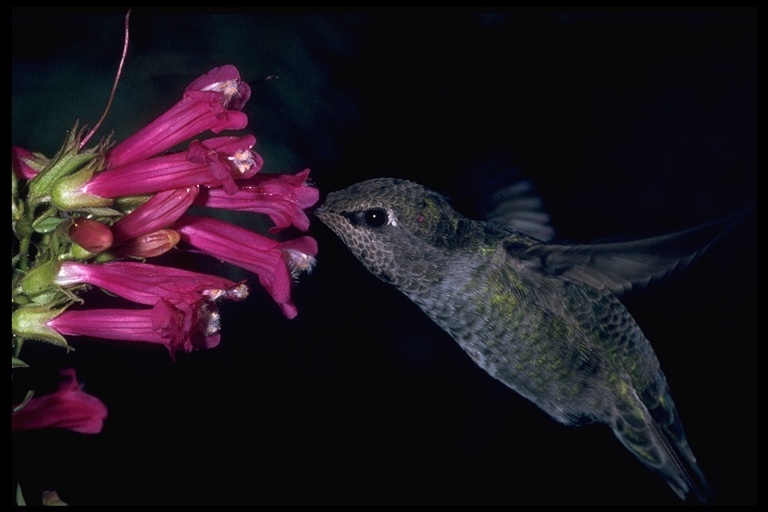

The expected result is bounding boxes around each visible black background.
[12,8,755,505]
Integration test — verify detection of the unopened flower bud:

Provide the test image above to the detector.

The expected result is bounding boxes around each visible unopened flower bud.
[69,218,114,255]
[114,229,181,258]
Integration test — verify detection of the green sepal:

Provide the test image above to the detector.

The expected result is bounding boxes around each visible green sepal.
[70,243,96,261]
[12,170,24,222]
[28,144,100,207]
[32,213,65,234]
[51,166,113,211]
[12,390,35,413]
[15,483,27,506]
[83,207,124,218]
[29,290,68,306]
[114,193,152,213]
[12,357,30,369]
[20,260,62,296]
[11,306,71,350]
[94,251,119,263]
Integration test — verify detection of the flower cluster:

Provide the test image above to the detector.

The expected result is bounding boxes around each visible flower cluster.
[12,65,319,434]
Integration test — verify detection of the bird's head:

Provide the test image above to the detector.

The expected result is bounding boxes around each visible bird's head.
[315,178,465,285]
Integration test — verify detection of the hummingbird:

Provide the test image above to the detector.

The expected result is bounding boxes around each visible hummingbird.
[314,177,732,503]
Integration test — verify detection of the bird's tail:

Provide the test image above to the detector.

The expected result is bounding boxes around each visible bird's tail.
[611,393,714,503]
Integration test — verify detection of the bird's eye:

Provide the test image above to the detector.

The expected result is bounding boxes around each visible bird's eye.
[363,208,388,228]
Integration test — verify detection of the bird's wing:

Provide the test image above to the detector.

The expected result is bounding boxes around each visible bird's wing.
[451,155,556,242]
[505,210,747,296]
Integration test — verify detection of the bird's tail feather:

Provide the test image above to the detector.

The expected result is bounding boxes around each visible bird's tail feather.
[647,418,714,503]
[611,394,713,503]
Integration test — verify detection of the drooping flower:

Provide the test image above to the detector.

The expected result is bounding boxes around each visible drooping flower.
[174,215,317,319]
[12,368,108,434]
[105,65,251,168]
[196,168,319,232]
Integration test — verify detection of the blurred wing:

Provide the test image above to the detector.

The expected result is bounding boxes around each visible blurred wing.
[452,155,555,242]
[507,210,747,295]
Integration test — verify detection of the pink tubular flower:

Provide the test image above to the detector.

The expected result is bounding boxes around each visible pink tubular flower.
[196,168,319,233]
[12,368,108,434]
[85,135,260,198]
[47,299,220,358]
[105,65,251,168]
[54,260,249,306]
[12,146,44,180]
[175,215,317,319]
[111,186,199,242]
[53,261,248,358]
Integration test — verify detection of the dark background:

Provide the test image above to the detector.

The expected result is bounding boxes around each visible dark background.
[12,8,755,505]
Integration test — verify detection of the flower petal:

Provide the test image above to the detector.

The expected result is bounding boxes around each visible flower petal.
[12,369,108,434]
